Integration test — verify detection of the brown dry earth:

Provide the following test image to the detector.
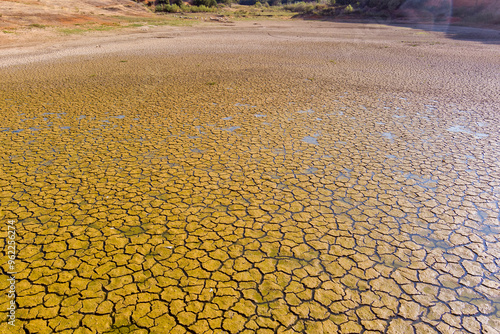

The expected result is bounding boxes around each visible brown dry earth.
[0,0,154,48]
[0,18,500,333]
[0,0,150,27]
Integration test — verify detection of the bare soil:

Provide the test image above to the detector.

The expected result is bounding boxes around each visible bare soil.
[0,0,151,30]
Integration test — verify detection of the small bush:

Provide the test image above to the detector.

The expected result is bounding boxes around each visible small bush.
[194,0,217,7]
[155,3,217,12]
[344,4,354,13]
[190,5,217,11]
[156,4,181,12]
[29,23,46,28]
[283,2,316,13]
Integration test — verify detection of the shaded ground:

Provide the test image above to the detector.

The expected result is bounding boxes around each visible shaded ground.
[0,20,499,333]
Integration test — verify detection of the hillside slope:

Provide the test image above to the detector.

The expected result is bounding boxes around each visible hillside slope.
[0,0,151,28]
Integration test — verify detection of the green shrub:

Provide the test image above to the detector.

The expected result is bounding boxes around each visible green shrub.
[155,3,218,12]
[157,4,181,12]
[344,4,354,13]
[29,23,46,28]
[283,2,316,13]
[189,4,217,11]
[194,0,217,7]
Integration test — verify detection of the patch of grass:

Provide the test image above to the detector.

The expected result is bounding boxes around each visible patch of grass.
[118,15,195,27]
[58,24,121,35]
[2,30,15,34]
[282,2,360,16]
[228,6,293,20]
[74,21,96,26]
[119,60,128,63]
[206,82,217,86]
[58,28,86,35]
[161,19,195,26]
[29,23,46,29]
[90,26,116,32]
[113,16,163,23]
[155,4,218,13]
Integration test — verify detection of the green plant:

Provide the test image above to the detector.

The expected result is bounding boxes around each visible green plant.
[283,2,316,13]
[194,0,217,7]
[344,4,354,13]
[58,28,86,35]
[156,4,180,12]
[29,23,46,28]
[190,5,217,12]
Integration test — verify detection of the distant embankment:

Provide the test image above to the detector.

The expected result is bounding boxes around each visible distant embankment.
[283,0,500,27]
[0,0,151,29]
[452,0,500,26]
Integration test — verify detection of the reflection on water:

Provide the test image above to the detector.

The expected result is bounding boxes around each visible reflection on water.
[302,135,318,145]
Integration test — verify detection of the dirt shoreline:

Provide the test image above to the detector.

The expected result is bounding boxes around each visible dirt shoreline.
[0,19,499,70]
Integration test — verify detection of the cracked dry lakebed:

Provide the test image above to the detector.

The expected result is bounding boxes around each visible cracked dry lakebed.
[0,20,499,333]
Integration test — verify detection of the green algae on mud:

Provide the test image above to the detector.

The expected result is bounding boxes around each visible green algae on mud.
[1,21,500,333]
